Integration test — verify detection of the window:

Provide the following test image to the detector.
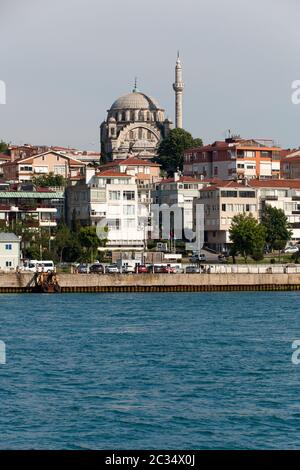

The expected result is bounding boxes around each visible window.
[123,219,136,229]
[6,261,12,267]
[239,191,256,198]
[109,191,120,200]
[123,191,135,200]
[221,191,238,198]
[20,166,33,171]
[54,165,66,176]
[34,166,48,173]
[5,244,12,250]
[107,219,120,230]
[123,205,135,215]
[214,166,218,176]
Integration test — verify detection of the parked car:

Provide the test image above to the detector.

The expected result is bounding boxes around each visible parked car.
[77,263,89,274]
[160,266,176,274]
[105,264,119,274]
[190,253,206,263]
[137,265,148,274]
[185,265,201,273]
[89,263,104,274]
[284,246,299,254]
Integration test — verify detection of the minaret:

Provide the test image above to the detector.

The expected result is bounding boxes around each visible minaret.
[173,52,184,128]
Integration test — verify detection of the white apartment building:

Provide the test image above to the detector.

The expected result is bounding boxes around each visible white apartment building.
[196,181,259,251]
[250,180,300,242]
[67,169,145,250]
[196,179,300,252]
[153,174,212,238]
[0,233,21,270]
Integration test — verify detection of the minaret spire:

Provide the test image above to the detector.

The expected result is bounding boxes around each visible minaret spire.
[173,52,184,128]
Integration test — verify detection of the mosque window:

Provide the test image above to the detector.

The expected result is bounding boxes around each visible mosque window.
[147,130,152,140]
[138,128,143,139]
[129,131,134,140]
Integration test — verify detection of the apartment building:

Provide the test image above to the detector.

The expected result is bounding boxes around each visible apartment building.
[99,156,161,219]
[280,150,300,179]
[153,174,214,237]
[196,179,300,252]
[0,184,64,231]
[184,137,282,180]
[196,181,258,251]
[2,151,86,182]
[66,169,145,250]
[250,179,300,242]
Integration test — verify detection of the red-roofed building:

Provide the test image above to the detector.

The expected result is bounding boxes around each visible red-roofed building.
[184,137,282,180]
[280,150,300,179]
[2,151,86,182]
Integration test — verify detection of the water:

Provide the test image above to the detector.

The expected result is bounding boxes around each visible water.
[0,291,300,449]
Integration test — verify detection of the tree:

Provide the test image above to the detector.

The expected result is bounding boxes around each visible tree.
[155,128,202,175]
[0,140,8,153]
[78,226,100,262]
[32,173,66,187]
[261,205,292,255]
[229,213,266,263]
[53,224,72,262]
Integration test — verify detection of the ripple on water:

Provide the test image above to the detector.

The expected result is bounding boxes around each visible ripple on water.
[0,292,299,449]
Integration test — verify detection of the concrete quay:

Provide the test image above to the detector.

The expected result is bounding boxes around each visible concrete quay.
[1,272,300,293]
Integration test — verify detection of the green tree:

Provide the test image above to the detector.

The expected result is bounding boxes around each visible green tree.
[78,226,100,263]
[261,205,292,255]
[155,128,202,175]
[52,224,72,262]
[32,173,66,187]
[0,140,8,153]
[229,213,266,263]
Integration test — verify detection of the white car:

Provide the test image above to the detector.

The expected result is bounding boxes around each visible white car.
[105,264,119,274]
[284,246,299,254]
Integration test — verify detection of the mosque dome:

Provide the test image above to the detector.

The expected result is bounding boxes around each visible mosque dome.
[110,91,162,111]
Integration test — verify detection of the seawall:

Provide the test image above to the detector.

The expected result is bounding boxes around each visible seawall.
[1,272,300,293]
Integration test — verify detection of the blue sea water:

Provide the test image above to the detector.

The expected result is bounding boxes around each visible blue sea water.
[0,291,300,449]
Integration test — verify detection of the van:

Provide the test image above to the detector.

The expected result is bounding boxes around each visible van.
[23,260,55,273]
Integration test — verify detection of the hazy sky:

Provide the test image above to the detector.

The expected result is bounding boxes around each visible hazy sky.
[1,0,300,150]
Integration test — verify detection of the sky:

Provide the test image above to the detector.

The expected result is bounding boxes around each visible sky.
[1,0,300,150]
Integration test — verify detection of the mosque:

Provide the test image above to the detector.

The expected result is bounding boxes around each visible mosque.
[100,55,184,160]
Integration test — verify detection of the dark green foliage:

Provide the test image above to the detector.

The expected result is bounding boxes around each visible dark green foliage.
[229,213,266,263]
[155,128,202,175]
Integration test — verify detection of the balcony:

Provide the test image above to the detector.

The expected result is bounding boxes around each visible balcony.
[263,196,278,201]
